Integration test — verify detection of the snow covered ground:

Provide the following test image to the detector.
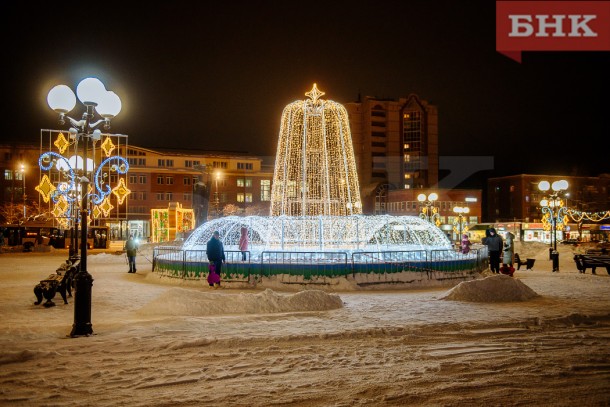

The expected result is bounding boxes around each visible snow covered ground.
[0,241,609,406]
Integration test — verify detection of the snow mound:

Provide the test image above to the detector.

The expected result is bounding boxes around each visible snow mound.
[442,274,539,302]
[136,288,343,316]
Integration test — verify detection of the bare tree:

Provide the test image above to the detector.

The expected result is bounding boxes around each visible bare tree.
[0,201,49,225]
[222,204,243,217]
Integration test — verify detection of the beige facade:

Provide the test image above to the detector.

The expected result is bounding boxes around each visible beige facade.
[345,94,439,212]
[123,145,274,223]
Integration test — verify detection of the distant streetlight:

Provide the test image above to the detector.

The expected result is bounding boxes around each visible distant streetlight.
[417,192,440,226]
[20,164,26,219]
[452,206,470,242]
[538,179,569,272]
[46,77,125,337]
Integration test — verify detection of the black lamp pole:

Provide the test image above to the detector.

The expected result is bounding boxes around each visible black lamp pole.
[70,104,96,337]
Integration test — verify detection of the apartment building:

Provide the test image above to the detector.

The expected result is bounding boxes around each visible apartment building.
[345,94,439,212]
[120,145,274,238]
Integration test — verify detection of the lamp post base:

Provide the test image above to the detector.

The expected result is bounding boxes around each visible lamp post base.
[69,270,94,337]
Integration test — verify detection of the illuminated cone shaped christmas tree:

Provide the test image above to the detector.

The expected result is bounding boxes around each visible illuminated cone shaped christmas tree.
[270,84,362,216]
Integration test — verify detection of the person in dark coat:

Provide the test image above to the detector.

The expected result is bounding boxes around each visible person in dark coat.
[124,235,138,273]
[206,231,225,279]
[484,228,503,273]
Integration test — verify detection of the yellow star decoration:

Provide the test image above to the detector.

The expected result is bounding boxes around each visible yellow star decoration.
[305,83,325,104]
[52,195,69,219]
[56,217,69,229]
[52,204,65,218]
[101,137,116,157]
[99,197,114,217]
[92,205,102,219]
[112,178,131,204]
[35,174,57,203]
[54,132,70,154]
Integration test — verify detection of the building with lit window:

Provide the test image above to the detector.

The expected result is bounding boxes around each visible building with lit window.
[385,188,482,241]
[0,144,40,223]
[488,174,610,242]
[345,94,439,212]
[0,142,274,240]
[121,146,274,239]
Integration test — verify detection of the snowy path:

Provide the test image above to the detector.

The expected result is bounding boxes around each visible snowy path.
[0,247,609,406]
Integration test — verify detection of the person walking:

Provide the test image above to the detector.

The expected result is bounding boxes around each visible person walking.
[238,227,249,261]
[206,231,225,281]
[484,228,503,273]
[124,235,138,273]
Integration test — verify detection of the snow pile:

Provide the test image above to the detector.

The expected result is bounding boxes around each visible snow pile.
[136,288,343,317]
[442,274,539,302]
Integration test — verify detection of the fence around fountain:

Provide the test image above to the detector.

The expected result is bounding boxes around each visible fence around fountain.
[152,246,489,284]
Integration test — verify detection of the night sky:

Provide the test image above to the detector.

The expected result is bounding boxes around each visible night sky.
[3,1,609,187]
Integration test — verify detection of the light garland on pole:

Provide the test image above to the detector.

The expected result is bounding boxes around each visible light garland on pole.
[270,84,362,216]
[417,193,441,227]
[538,179,568,272]
[452,206,470,241]
[43,77,128,337]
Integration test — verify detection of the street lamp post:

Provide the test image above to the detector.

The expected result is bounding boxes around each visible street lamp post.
[453,206,470,243]
[538,179,569,272]
[417,192,440,226]
[47,77,123,337]
[20,164,26,219]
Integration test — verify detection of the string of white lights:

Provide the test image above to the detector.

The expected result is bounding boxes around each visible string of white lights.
[270,84,362,216]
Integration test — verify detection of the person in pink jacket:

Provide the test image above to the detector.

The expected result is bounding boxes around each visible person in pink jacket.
[239,227,249,261]
[460,234,472,254]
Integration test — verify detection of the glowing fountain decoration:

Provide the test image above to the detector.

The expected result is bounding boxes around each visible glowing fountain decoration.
[271,83,361,216]
[183,85,453,259]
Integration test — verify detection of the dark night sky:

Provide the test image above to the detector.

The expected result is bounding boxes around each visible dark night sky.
[2,1,609,188]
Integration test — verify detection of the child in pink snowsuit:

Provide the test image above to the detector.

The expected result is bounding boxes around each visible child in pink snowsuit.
[207,263,221,287]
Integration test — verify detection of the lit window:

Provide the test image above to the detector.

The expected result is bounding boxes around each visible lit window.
[261,180,271,201]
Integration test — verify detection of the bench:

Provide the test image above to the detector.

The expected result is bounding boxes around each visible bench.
[573,254,610,275]
[514,253,535,270]
[34,260,78,307]
[585,248,609,255]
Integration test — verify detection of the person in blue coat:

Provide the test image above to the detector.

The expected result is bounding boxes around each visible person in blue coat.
[206,231,226,278]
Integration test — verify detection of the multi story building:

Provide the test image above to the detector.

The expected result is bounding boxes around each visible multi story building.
[488,174,610,242]
[385,188,482,241]
[0,143,40,223]
[345,94,439,213]
[120,145,274,239]
[487,174,610,222]
[0,142,274,239]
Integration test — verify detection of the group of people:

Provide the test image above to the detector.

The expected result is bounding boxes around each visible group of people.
[483,228,515,276]
[460,228,515,276]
